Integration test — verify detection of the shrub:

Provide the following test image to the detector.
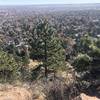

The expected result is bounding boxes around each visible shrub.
[89,45,100,58]
[73,53,92,72]
[46,80,80,100]
[0,50,21,82]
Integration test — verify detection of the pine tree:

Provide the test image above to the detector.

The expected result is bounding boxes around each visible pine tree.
[0,50,21,82]
[30,19,66,78]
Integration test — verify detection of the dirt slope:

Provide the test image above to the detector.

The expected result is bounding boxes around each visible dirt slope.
[0,84,32,100]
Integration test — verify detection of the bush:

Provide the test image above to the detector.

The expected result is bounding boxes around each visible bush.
[20,67,32,81]
[96,38,100,48]
[73,53,92,72]
[89,45,100,58]
[0,50,21,82]
[46,80,80,100]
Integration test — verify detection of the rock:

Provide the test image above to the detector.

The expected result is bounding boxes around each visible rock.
[80,93,100,100]
[0,83,46,100]
[0,84,32,100]
[28,59,42,70]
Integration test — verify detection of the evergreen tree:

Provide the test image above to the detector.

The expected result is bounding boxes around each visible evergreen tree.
[80,34,94,53]
[73,53,92,72]
[0,50,21,82]
[30,19,66,77]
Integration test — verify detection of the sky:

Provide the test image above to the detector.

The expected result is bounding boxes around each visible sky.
[0,0,100,5]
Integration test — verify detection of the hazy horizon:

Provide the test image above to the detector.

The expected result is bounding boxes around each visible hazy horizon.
[0,0,100,5]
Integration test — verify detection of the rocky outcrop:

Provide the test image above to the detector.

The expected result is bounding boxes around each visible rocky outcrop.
[0,83,47,100]
[81,93,100,100]
[0,84,32,100]
[28,59,42,70]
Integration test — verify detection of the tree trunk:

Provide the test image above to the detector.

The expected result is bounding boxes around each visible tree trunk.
[44,40,48,78]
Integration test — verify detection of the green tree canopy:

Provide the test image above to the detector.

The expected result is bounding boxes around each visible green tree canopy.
[73,53,92,72]
[0,50,21,82]
[30,19,66,77]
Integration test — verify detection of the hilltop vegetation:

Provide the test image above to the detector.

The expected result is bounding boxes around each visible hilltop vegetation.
[0,4,100,100]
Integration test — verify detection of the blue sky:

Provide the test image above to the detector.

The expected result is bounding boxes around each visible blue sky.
[0,0,100,5]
